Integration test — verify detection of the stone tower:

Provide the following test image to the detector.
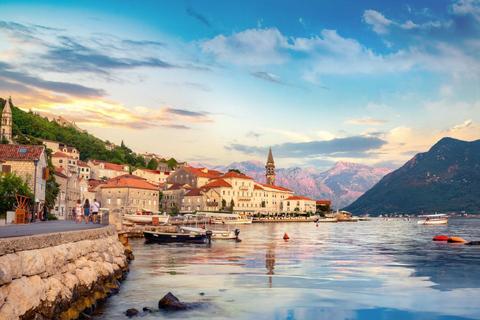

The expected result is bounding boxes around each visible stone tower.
[1,96,13,143]
[266,148,275,186]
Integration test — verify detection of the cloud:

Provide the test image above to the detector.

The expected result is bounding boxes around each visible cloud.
[163,108,213,122]
[251,71,283,84]
[346,117,388,125]
[0,61,106,99]
[246,131,261,138]
[186,7,212,28]
[225,136,387,158]
[363,10,393,34]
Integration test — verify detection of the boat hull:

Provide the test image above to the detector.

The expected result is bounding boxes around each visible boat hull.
[179,226,240,240]
[123,215,169,224]
[419,219,448,225]
[143,231,206,243]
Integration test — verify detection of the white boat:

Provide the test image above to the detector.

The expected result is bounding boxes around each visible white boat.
[417,214,448,225]
[179,226,240,240]
[196,212,253,224]
[123,213,169,224]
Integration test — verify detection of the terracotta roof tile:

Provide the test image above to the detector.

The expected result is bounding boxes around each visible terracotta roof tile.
[0,145,44,161]
[219,171,254,180]
[184,167,222,178]
[202,179,232,188]
[101,177,159,191]
[52,152,75,159]
[285,196,315,201]
[257,183,292,192]
[184,188,204,196]
[106,174,144,182]
[316,200,332,205]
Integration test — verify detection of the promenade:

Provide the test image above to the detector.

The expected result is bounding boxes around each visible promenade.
[0,220,105,238]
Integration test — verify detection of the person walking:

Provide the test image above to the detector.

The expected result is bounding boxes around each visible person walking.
[75,200,83,223]
[42,204,48,221]
[91,198,100,223]
[83,199,90,224]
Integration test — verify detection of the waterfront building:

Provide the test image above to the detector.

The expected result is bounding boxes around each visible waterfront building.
[132,168,170,185]
[266,148,275,186]
[255,183,294,215]
[100,176,160,214]
[87,159,129,180]
[0,144,48,203]
[166,166,222,188]
[0,96,13,143]
[283,196,316,215]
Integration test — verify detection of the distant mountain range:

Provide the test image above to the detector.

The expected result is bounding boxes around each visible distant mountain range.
[190,160,393,209]
[344,137,480,216]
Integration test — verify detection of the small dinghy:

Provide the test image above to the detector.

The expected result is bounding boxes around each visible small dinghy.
[433,235,449,241]
[447,237,467,243]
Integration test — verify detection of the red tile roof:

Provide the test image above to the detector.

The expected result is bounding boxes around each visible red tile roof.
[90,159,128,172]
[285,196,315,201]
[100,178,159,191]
[0,145,44,161]
[257,183,292,192]
[107,174,145,182]
[167,183,186,190]
[137,168,162,174]
[77,160,90,168]
[54,168,68,179]
[219,171,254,180]
[316,200,332,205]
[52,152,75,159]
[202,179,232,188]
[184,188,204,196]
[184,167,222,178]
[254,185,264,190]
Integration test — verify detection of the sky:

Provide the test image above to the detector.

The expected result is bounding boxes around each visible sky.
[1,0,479,172]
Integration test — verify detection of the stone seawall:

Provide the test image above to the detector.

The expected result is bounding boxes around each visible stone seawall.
[0,225,129,320]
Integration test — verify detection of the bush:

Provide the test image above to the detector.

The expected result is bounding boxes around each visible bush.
[46,213,58,220]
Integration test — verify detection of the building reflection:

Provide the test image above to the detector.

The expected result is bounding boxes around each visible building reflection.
[266,243,276,287]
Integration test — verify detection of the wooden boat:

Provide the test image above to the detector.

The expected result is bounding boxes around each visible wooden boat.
[123,213,169,224]
[417,214,448,225]
[196,212,253,224]
[143,230,206,243]
[179,226,240,240]
[433,235,449,241]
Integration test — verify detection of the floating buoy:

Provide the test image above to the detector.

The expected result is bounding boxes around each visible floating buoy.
[237,238,242,242]
[448,237,467,243]
[316,224,318,227]
[433,235,449,241]
[283,232,289,240]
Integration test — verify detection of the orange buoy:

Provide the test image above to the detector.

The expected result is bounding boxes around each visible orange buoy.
[283,232,290,240]
[448,237,467,243]
[237,238,242,242]
[316,224,319,227]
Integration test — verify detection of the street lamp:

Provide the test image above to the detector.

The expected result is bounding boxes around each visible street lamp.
[31,158,39,222]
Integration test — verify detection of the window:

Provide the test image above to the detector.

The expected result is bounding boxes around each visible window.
[107,199,111,204]
[19,148,27,154]
[117,199,121,205]
[59,160,63,163]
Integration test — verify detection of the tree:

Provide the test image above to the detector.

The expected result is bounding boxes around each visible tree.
[170,203,179,216]
[228,169,243,175]
[147,158,158,170]
[1,136,9,144]
[0,172,34,215]
[158,191,164,211]
[222,199,226,209]
[261,201,266,208]
[230,199,235,211]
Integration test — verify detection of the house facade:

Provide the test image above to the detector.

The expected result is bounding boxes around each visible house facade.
[132,168,170,185]
[87,159,129,180]
[283,196,317,214]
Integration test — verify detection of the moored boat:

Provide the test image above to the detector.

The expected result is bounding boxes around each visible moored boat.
[417,214,448,225]
[143,230,206,243]
[123,213,169,224]
[196,212,253,224]
[179,226,240,240]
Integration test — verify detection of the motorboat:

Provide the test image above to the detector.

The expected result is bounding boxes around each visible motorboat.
[143,230,206,243]
[417,214,448,225]
[314,217,337,223]
[196,212,253,224]
[179,226,240,240]
[123,212,170,224]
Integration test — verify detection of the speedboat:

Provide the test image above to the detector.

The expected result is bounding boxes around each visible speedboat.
[143,230,206,243]
[123,213,169,224]
[417,214,448,225]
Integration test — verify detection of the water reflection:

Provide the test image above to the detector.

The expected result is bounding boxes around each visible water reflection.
[93,219,480,320]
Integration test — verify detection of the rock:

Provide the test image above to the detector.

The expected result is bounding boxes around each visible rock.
[125,308,139,317]
[142,307,152,312]
[158,292,187,310]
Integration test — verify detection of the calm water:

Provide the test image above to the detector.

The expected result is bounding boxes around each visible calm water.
[92,218,480,320]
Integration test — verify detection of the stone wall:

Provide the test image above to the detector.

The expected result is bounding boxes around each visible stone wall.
[0,225,129,320]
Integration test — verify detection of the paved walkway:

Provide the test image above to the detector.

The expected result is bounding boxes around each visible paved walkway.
[0,220,106,238]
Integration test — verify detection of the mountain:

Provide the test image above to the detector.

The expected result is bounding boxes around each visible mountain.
[343,137,480,216]
[190,160,392,209]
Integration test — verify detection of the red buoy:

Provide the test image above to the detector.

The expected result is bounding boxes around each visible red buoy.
[433,235,449,241]
[316,224,319,227]
[283,232,289,240]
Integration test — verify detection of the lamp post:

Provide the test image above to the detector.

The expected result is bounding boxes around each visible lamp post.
[31,158,39,222]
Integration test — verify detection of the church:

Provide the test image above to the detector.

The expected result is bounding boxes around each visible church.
[0,96,13,144]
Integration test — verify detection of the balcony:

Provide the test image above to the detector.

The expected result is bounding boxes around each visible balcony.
[206,202,219,207]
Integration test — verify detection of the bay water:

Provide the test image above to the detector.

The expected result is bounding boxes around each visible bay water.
[92,218,480,319]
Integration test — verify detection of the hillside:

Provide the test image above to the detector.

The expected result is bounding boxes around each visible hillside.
[343,137,480,215]
[191,160,392,209]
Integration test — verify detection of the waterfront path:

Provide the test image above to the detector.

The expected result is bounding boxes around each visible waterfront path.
[0,220,105,238]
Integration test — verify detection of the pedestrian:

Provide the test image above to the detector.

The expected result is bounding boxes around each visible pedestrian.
[75,200,83,223]
[83,199,90,224]
[91,198,100,223]
[42,204,48,221]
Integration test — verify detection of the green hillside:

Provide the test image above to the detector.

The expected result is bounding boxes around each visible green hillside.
[343,137,480,216]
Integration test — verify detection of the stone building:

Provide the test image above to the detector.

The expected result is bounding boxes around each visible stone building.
[52,152,78,173]
[266,148,275,186]
[283,196,316,214]
[77,160,91,180]
[132,168,169,185]
[53,168,68,219]
[100,176,160,214]
[0,97,13,143]
[166,166,221,188]
[58,145,80,160]
[87,159,129,180]
[0,144,48,203]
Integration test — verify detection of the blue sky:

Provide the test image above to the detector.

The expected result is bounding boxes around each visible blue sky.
[1,0,479,171]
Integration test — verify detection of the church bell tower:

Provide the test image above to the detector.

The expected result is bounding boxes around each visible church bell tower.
[1,96,13,143]
[266,148,275,186]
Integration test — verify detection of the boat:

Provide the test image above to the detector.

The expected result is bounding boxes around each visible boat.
[143,230,206,243]
[433,235,449,241]
[417,214,448,225]
[123,213,170,224]
[314,217,337,223]
[447,236,467,243]
[179,226,240,240]
[196,212,253,224]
